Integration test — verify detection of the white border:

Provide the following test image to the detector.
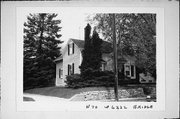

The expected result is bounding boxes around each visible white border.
[16,7,165,111]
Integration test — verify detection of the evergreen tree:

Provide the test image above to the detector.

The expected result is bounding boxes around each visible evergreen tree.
[80,24,102,78]
[23,13,62,90]
[91,30,103,70]
[80,24,92,74]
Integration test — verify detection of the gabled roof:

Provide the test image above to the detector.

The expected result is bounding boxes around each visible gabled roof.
[71,38,113,53]
[54,38,113,62]
[71,39,84,49]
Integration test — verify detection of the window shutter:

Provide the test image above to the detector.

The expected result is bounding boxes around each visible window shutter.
[131,65,134,77]
[68,44,70,55]
[72,63,74,74]
[59,69,61,78]
[68,65,69,75]
[72,43,74,54]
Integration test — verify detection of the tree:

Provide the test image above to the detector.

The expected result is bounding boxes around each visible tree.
[79,23,92,75]
[80,24,102,78]
[23,13,63,90]
[91,30,103,70]
[87,13,156,77]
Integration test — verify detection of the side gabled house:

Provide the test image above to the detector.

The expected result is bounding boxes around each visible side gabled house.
[54,38,151,87]
[54,38,113,86]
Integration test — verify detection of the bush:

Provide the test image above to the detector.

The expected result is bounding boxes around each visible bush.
[65,71,114,88]
[65,74,82,88]
[65,70,140,88]
[142,86,153,95]
[118,78,140,85]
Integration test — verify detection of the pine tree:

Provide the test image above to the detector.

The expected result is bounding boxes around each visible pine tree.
[23,13,62,90]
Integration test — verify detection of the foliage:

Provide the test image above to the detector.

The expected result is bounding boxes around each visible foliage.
[65,71,140,89]
[87,13,156,77]
[79,24,93,74]
[142,86,156,96]
[23,13,63,90]
[65,71,114,88]
[65,74,83,88]
[91,30,103,70]
[80,24,102,77]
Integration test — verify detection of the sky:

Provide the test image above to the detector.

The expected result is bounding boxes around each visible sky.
[56,12,90,50]
[23,11,94,51]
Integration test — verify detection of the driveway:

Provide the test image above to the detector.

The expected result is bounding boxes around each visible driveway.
[23,93,70,102]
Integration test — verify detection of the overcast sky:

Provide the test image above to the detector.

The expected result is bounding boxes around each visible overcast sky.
[23,11,94,51]
[56,12,89,49]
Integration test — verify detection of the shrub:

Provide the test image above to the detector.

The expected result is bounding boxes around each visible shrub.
[65,71,114,88]
[65,70,140,89]
[118,78,140,85]
[65,74,82,88]
[142,86,153,95]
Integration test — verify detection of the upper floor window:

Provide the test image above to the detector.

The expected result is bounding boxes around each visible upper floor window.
[68,43,74,55]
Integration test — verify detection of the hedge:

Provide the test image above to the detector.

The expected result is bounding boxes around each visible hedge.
[65,71,140,88]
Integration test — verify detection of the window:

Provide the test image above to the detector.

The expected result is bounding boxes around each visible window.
[101,63,106,71]
[124,64,136,79]
[68,63,74,75]
[68,43,74,55]
[59,69,63,78]
[125,65,131,77]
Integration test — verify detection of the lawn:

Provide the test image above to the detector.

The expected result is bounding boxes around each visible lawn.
[24,86,115,99]
[24,84,156,99]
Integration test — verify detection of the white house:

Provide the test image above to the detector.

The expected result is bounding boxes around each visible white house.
[54,38,144,86]
[54,38,114,86]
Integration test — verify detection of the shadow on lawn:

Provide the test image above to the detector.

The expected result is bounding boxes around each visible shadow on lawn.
[23,97,35,101]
